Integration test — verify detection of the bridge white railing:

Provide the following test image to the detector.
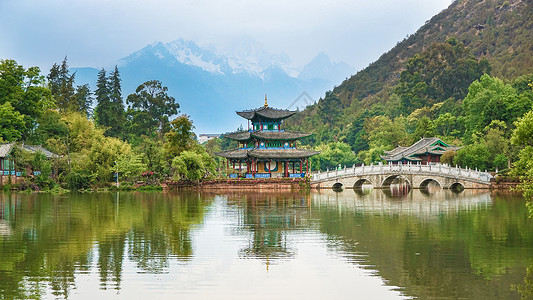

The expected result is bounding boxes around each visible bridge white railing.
[311,162,493,183]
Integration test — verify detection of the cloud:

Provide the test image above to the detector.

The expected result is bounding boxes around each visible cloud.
[0,0,453,70]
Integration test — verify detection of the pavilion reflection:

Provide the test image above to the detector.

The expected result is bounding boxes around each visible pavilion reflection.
[224,191,311,263]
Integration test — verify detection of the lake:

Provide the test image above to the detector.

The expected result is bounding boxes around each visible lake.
[1,189,532,299]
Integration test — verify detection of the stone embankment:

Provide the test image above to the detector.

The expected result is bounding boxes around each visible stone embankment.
[165,178,309,191]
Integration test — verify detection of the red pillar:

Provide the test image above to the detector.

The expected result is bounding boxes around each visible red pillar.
[239,162,242,172]
[306,158,309,174]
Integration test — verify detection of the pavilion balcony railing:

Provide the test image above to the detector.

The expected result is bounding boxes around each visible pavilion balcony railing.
[311,162,493,183]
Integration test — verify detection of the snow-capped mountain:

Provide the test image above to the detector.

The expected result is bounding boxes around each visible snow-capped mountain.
[118,37,302,78]
[74,38,354,133]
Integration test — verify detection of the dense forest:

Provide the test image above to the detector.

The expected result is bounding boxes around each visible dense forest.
[0,57,218,190]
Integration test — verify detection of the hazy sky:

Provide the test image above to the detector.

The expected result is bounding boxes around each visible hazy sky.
[0,0,453,71]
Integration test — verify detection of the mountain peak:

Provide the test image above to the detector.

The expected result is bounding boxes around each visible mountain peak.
[298,52,353,82]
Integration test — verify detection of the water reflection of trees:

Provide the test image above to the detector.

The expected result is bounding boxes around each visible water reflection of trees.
[312,189,533,299]
[0,192,213,299]
[224,192,311,263]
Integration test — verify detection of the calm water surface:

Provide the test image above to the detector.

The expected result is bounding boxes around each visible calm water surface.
[1,189,532,299]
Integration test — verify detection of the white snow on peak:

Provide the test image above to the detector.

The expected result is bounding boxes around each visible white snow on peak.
[149,37,300,76]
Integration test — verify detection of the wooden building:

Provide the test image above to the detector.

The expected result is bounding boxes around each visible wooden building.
[380,137,458,164]
[216,97,319,178]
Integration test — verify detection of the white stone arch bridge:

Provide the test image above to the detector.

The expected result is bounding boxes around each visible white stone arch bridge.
[310,163,492,190]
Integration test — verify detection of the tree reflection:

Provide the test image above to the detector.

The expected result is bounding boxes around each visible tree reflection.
[0,191,212,299]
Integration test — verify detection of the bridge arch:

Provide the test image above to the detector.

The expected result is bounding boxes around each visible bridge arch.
[353,178,374,189]
[381,175,411,189]
[332,182,344,191]
[449,182,465,192]
[419,178,442,189]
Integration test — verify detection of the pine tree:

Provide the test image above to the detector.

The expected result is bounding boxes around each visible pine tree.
[74,84,93,116]
[47,56,85,113]
[94,68,111,127]
[94,67,126,137]
[107,66,126,137]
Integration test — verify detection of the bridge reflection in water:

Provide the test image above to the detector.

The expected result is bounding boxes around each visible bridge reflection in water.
[313,188,492,218]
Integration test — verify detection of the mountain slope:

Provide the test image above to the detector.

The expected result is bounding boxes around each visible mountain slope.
[332,0,532,106]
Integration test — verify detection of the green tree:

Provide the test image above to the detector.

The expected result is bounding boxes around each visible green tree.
[312,142,359,171]
[94,68,125,137]
[172,148,216,181]
[0,59,53,138]
[453,143,490,171]
[73,84,93,116]
[0,102,26,141]
[463,74,532,136]
[163,115,195,159]
[126,80,179,136]
[412,116,436,141]
[364,115,409,148]
[511,109,533,198]
[47,57,76,112]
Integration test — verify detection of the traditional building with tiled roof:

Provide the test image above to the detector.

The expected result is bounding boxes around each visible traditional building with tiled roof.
[380,137,459,164]
[1,142,60,185]
[216,96,319,178]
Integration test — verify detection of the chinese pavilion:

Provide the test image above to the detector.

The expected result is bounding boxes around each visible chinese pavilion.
[216,96,319,178]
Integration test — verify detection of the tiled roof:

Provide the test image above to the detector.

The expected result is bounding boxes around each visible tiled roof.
[215,149,249,159]
[216,148,320,159]
[0,143,60,159]
[222,131,251,141]
[236,106,296,121]
[251,131,311,140]
[0,143,14,158]
[21,145,60,158]
[380,137,458,161]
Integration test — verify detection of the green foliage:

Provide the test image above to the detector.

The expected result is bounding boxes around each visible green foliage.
[454,143,490,171]
[364,115,409,148]
[0,102,25,141]
[65,170,93,190]
[47,57,92,115]
[311,142,359,171]
[358,144,390,165]
[412,116,435,141]
[32,153,53,189]
[463,74,532,136]
[126,80,179,136]
[116,153,147,182]
[440,150,456,165]
[0,59,53,138]
[511,109,533,198]
[172,147,216,181]
[164,115,195,158]
[395,38,490,114]
[93,67,126,137]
